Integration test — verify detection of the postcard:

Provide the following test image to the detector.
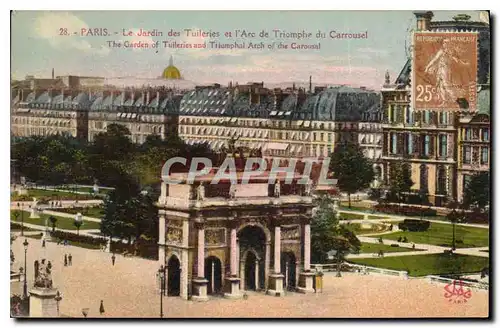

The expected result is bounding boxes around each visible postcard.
[10,10,490,319]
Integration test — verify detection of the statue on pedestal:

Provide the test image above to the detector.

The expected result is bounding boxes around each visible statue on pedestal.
[274,180,281,198]
[229,184,236,199]
[197,182,205,201]
[34,259,53,289]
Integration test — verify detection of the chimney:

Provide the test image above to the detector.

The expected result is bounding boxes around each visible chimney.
[146,91,150,105]
[309,76,312,93]
[156,91,160,108]
[414,11,434,31]
[52,68,54,79]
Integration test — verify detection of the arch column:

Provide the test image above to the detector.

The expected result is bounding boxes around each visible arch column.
[298,217,315,294]
[191,219,208,302]
[224,219,242,299]
[267,217,284,296]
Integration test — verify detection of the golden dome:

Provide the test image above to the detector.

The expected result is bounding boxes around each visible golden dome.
[162,55,182,79]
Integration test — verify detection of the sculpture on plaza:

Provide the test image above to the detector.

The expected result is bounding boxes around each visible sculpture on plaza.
[304,179,313,196]
[34,259,53,289]
[32,197,38,208]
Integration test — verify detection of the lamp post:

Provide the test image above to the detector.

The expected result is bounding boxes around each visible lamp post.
[74,213,83,236]
[22,239,29,299]
[157,265,166,318]
[55,291,62,316]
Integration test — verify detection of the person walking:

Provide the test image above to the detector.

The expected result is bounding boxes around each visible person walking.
[99,300,105,315]
[42,239,46,248]
[111,253,116,266]
[64,254,68,267]
[68,254,73,266]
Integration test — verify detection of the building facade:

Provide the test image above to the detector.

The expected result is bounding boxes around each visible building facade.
[380,12,490,205]
[456,85,490,202]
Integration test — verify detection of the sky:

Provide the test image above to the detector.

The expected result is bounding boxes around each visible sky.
[11,10,481,90]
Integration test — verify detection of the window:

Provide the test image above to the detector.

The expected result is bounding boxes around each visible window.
[465,128,472,140]
[391,133,397,154]
[472,129,479,140]
[440,135,447,157]
[481,147,489,165]
[463,146,471,164]
[482,129,489,141]
[407,134,413,154]
[424,110,430,124]
[424,135,430,156]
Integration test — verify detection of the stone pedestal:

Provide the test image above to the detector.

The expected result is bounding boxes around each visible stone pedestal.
[191,278,209,302]
[30,208,40,219]
[29,287,58,318]
[224,277,242,299]
[297,271,315,294]
[266,273,284,296]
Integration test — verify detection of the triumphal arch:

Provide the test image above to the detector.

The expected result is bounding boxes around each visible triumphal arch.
[157,169,315,300]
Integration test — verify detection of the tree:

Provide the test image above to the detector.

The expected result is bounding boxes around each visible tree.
[463,172,490,211]
[311,195,361,267]
[49,216,57,232]
[329,142,375,208]
[101,187,158,245]
[73,220,83,235]
[389,161,414,203]
[446,202,466,251]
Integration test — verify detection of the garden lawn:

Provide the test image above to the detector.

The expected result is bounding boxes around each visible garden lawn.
[359,242,424,254]
[348,253,489,277]
[10,210,100,231]
[339,212,365,220]
[56,207,105,219]
[379,222,489,248]
[344,223,390,235]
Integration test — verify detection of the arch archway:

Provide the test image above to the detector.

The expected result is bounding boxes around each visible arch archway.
[167,255,181,296]
[239,226,267,291]
[205,256,222,295]
[281,252,297,290]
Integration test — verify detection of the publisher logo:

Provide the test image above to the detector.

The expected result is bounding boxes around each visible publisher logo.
[444,280,472,304]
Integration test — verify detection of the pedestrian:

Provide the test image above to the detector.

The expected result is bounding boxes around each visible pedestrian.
[412,243,415,250]
[64,254,68,267]
[111,253,116,266]
[42,239,46,248]
[99,300,105,315]
[68,254,73,266]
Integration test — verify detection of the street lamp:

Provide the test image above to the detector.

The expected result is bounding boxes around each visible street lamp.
[74,213,83,236]
[22,239,29,299]
[157,265,166,318]
[447,207,458,251]
[55,291,62,316]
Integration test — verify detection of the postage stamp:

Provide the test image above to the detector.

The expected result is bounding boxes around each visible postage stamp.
[413,32,478,111]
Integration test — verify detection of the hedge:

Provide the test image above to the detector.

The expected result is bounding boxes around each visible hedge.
[374,204,437,217]
[51,230,107,246]
[398,219,430,232]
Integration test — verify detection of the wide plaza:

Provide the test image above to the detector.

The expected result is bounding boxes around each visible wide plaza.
[10,235,488,318]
